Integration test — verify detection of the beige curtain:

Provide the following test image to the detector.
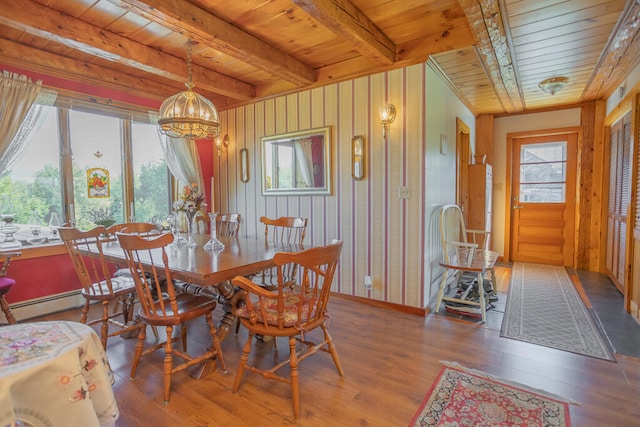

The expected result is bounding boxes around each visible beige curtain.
[0,71,43,171]
[159,135,205,191]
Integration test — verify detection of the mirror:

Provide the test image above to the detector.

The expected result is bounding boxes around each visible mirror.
[261,126,331,196]
[240,148,249,183]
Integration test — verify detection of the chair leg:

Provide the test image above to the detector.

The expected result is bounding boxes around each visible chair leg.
[163,325,174,404]
[0,295,16,324]
[289,336,300,419]
[80,299,91,324]
[129,324,147,380]
[180,323,188,352]
[205,312,227,373]
[321,323,344,376]
[100,301,110,349]
[232,331,254,393]
[435,270,449,312]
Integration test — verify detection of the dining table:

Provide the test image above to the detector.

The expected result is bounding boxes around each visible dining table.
[97,234,308,341]
[0,320,119,427]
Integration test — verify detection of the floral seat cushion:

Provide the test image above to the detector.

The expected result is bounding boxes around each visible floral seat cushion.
[235,293,317,327]
[84,275,136,296]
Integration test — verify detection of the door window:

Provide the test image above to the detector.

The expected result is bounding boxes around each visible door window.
[519,142,567,202]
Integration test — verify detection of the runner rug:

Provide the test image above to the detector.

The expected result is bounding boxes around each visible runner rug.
[409,362,572,426]
[501,262,615,361]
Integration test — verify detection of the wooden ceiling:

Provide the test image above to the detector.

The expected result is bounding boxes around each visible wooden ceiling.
[0,0,639,116]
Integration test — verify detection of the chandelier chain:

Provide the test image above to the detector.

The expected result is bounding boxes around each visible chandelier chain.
[187,39,193,86]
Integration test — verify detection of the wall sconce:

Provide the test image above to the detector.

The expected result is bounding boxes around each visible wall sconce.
[352,135,365,180]
[538,77,569,95]
[215,133,230,155]
[380,104,396,138]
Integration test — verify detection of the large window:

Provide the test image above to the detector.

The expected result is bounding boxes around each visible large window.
[131,122,170,222]
[0,103,170,248]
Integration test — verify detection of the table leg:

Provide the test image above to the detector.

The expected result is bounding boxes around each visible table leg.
[215,281,243,342]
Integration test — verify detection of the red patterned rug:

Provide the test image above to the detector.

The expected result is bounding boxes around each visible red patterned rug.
[410,364,572,426]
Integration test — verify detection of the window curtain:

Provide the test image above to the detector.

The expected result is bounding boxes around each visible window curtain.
[0,71,43,172]
[159,135,205,191]
[294,138,314,187]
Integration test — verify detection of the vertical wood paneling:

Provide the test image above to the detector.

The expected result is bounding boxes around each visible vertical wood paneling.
[353,77,369,297]
[216,64,432,308]
[405,65,426,306]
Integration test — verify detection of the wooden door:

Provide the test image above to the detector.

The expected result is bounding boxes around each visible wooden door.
[510,133,577,266]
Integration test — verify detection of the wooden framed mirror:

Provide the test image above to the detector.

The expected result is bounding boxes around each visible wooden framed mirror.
[261,126,331,196]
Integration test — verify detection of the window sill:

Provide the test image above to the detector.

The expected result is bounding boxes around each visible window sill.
[3,242,67,260]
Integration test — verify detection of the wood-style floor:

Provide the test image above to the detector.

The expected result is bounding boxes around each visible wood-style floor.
[30,266,640,426]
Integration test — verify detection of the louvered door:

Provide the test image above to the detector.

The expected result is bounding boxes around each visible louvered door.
[606,111,632,292]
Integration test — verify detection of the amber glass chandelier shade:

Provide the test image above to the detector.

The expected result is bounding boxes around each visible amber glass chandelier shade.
[157,40,220,139]
[158,83,220,139]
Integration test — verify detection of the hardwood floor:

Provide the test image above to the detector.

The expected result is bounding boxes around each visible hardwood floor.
[29,266,640,426]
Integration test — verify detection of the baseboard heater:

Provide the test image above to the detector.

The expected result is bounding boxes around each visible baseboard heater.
[10,290,85,322]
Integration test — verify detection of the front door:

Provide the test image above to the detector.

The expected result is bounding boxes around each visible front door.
[510,133,577,266]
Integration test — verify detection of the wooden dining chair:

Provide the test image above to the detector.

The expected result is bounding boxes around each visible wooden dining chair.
[0,251,20,325]
[231,240,344,419]
[59,226,145,349]
[116,231,227,404]
[216,213,241,237]
[252,216,308,288]
[106,222,160,236]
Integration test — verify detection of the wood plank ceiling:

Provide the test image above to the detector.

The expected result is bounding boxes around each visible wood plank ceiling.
[0,0,639,116]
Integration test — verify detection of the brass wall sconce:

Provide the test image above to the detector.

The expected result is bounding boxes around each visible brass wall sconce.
[352,135,365,180]
[380,104,396,138]
[215,134,230,155]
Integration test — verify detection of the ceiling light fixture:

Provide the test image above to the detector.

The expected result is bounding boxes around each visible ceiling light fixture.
[158,39,220,139]
[538,77,569,96]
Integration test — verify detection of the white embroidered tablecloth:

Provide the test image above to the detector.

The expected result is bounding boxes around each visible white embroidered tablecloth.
[0,321,119,427]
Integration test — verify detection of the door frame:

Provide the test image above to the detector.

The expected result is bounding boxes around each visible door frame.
[504,126,581,264]
[456,118,471,225]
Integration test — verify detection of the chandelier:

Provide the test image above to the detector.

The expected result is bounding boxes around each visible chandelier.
[158,39,220,139]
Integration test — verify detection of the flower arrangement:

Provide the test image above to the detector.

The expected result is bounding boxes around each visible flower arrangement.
[173,183,207,215]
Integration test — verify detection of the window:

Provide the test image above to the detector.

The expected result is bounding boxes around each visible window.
[0,102,170,248]
[69,110,124,229]
[131,122,170,222]
[0,106,62,245]
[519,142,567,202]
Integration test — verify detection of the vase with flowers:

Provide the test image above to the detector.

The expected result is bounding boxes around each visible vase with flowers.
[173,183,207,248]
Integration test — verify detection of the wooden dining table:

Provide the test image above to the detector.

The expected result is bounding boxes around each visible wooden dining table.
[96,234,308,340]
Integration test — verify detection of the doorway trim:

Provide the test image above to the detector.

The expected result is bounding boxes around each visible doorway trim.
[456,118,471,225]
[504,126,581,264]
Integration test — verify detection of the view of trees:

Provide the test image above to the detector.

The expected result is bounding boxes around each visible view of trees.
[0,160,169,230]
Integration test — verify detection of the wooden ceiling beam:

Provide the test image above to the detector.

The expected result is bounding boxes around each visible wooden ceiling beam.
[292,0,396,66]
[582,1,640,100]
[109,0,318,86]
[459,0,523,113]
[0,38,227,104]
[0,0,255,101]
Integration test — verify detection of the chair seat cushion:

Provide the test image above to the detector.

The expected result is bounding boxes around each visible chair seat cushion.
[83,275,136,298]
[235,293,316,327]
[0,277,16,290]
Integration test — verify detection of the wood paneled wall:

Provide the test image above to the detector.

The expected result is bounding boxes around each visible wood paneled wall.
[215,65,432,308]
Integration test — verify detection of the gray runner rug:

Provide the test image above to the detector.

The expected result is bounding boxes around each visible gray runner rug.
[501,262,615,361]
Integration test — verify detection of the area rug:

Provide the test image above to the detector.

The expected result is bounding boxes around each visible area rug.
[409,362,572,426]
[501,262,615,361]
